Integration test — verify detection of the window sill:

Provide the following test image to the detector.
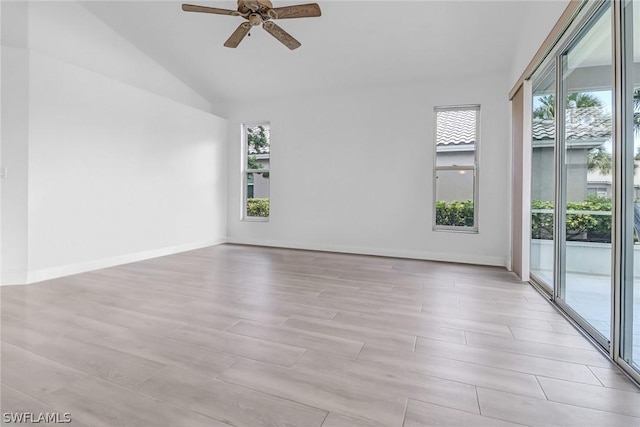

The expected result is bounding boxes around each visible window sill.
[433,226,478,234]
[242,217,269,222]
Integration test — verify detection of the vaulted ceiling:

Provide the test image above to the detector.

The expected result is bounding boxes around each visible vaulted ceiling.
[80,1,555,107]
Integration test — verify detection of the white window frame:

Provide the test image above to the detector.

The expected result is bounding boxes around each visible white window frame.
[433,105,480,233]
[241,122,270,222]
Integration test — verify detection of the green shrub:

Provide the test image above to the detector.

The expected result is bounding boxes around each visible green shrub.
[247,198,269,217]
[436,200,474,227]
[531,200,554,239]
[532,195,611,242]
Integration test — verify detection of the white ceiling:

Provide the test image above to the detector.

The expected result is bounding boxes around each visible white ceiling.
[80,1,539,107]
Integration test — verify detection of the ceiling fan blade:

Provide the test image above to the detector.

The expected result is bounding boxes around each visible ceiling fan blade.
[182,4,239,16]
[263,21,301,50]
[224,22,252,48]
[267,3,321,19]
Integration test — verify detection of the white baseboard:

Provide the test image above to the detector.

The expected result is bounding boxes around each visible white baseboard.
[3,239,226,286]
[5,238,507,286]
[0,271,29,286]
[226,237,508,268]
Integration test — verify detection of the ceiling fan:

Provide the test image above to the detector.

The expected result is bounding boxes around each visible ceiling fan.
[182,1,321,50]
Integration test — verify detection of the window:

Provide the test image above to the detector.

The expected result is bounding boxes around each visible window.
[433,105,479,231]
[242,123,270,220]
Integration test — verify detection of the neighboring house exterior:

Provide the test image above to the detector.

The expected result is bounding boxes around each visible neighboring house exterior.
[587,169,640,200]
[531,106,612,202]
[248,146,270,199]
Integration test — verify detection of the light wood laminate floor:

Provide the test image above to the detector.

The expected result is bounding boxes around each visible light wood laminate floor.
[2,244,639,426]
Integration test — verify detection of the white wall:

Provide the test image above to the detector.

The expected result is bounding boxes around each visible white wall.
[1,2,31,284]
[1,2,228,284]
[30,2,212,113]
[509,0,570,91]
[226,73,512,267]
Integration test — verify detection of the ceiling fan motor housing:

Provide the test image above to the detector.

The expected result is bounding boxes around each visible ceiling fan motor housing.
[238,0,273,15]
[248,13,263,26]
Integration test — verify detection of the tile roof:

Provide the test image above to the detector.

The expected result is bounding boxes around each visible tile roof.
[248,146,270,155]
[436,109,477,146]
[532,107,612,141]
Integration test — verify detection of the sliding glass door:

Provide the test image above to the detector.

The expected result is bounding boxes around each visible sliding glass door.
[557,3,613,345]
[530,67,557,292]
[621,0,640,376]
[525,0,640,381]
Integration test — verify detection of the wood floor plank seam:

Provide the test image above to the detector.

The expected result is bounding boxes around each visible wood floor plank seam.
[212,376,399,427]
[9,333,169,389]
[348,357,539,401]
[355,347,549,401]
[414,337,602,385]
[364,387,490,420]
[291,348,309,367]
[406,397,531,427]
[5,371,235,427]
[131,365,328,427]
[218,358,408,426]
[222,319,243,331]
[534,375,550,401]
[212,357,242,381]
[400,397,409,427]
[404,370,547,402]
[318,411,330,427]
[352,341,366,360]
[586,365,608,388]
[537,376,640,418]
[474,386,482,415]
[462,333,608,367]
[67,374,237,427]
[584,364,640,392]
[538,397,640,419]
[214,369,339,419]
[166,323,307,366]
[129,364,174,389]
[477,386,640,426]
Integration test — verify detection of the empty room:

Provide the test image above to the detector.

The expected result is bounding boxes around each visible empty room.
[1,0,640,426]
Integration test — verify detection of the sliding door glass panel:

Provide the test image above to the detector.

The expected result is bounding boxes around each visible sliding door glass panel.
[559,4,613,341]
[531,67,557,290]
[622,0,640,374]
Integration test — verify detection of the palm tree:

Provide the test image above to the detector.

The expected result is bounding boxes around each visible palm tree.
[569,92,604,109]
[533,95,555,120]
[533,92,603,119]
[587,146,612,174]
